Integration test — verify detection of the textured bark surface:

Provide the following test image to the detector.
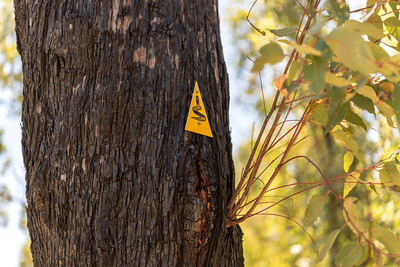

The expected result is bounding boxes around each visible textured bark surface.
[14,0,243,266]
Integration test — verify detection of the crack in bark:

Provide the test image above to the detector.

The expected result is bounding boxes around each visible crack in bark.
[194,157,213,266]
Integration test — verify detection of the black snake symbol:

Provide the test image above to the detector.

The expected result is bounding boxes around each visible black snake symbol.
[191,95,206,122]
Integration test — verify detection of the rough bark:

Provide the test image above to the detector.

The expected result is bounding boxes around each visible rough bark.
[14,0,243,266]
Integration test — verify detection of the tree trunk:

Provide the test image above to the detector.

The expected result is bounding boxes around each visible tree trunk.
[14,0,243,266]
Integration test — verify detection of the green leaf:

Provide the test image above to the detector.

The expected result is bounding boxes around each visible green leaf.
[343,20,385,39]
[269,26,297,37]
[304,195,324,226]
[287,60,300,83]
[379,56,400,83]
[357,86,379,102]
[384,17,400,42]
[376,101,395,127]
[393,82,400,126]
[325,102,348,134]
[325,28,376,74]
[367,13,384,44]
[318,229,341,262]
[368,42,390,61]
[324,0,350,25]
[251,42,285,72]
[311,102,328,125]
[350,94,375,114]
[343,173,358,198]
[343,151,354,173]
[335,242,365,267]
[345,107,368,131]
[343,197,367,234]
[304,57,328,94]
[379,162,400,186]
[371,227,400,257]
[389,1,400,18]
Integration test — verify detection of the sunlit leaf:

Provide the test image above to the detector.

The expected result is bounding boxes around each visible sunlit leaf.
[251,42,285,72]
[357,86,379,102]
[325,28,376,74]
[379,162,400,186]
[343,173,359,198]
[325,72,351,87]
[368,42,389,60]
[343,20,385,40]
[378,80,394,93]
[384,17,400,42]
[311,102,328,125]
[304,195,324,226]
[318,229,341,262]
[389,1,400,18]
[343,197,367,234]
[343,151,354,173]
[335,242,365,267]
[331,128,363,160]
[371,227,400,257]
[324,0,350,25]
[376,101,395,127]
[287,60,300,83]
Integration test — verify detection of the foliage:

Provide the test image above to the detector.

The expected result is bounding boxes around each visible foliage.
[228,0,400,266]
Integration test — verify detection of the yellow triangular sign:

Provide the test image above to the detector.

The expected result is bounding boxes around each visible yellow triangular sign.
[185,82,213,137]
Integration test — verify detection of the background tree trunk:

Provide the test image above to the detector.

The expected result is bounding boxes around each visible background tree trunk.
[14,0,243,266]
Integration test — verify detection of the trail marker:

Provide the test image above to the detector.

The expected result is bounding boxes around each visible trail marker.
[185,82,213,137]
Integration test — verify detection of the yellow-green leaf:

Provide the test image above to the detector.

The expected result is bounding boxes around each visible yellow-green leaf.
[394,82,400,126]
[311,102,328,125]
[325,72,351,87]
[357,86,379,102]
[318,229,341,262]
[251,42,285,72]
[343,151,354,173]
[376,101,395,127]
[287,60,300,83]
[269,26,297,37]
[325,28,376,74]
[304,195,324,226]
[331,128,363,160]
[335,242,365,267]
[279,39,322,56]
[343,20,385,40]
[343,197,367,234]
[368,42,389,61]
[379,162,400,186]
[343,173,359,198]
[384,17,400,42]
[371,227,400,257]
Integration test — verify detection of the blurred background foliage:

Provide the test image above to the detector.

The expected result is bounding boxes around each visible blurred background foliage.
[227,0,400,266]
